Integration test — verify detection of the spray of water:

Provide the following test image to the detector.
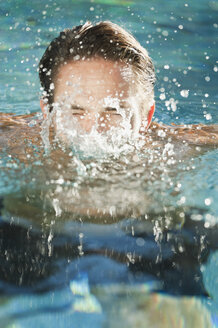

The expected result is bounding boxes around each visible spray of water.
[40,95,144,158]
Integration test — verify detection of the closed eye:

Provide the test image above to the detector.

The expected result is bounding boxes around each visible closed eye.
[104,107,121,115]
[71,105,85,115]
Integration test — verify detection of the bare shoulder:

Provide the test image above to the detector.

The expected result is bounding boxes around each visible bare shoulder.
[0,112,38,126]
[0,112,42,153]
[149,122,218,146]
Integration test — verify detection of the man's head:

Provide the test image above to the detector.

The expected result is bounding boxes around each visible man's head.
[39,21,155,135]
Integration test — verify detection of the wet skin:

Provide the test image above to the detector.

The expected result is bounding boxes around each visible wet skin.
[40,58,146,138]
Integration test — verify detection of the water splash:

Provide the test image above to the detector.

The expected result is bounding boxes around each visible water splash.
[40,106,55,153]
[43,98,143,158]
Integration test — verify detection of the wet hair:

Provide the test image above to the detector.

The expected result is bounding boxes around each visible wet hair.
[38,21,155,113]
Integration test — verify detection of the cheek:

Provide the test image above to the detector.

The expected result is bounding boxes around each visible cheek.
[54,110,81,132]
[98,114,123,129]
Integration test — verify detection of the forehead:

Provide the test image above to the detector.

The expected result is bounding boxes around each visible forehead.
[54,58,133,104]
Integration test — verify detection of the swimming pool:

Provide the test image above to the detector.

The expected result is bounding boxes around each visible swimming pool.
[0,0,218,327]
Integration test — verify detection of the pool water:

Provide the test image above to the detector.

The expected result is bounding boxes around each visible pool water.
[0,0,218,327]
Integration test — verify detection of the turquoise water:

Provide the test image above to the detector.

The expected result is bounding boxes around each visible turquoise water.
[0,0,218,327]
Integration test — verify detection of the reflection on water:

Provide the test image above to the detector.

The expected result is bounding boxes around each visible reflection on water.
[0,202,217,327]
[0,206,217,294]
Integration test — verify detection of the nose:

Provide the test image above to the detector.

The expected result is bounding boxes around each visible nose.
[78,112,98,133]
[77,112,117,134]
[96,115,111,133]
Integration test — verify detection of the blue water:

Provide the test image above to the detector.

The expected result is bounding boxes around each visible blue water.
[0,0,218,327]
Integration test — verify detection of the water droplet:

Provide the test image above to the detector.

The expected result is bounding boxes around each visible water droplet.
[205,198,212,206]
[162,30,168,37]
[50,83,55,90]
[180,90,189,98]
[205,113,212,120]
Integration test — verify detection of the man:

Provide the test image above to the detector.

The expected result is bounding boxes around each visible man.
[39,21,155,143]
[38,20,217,148]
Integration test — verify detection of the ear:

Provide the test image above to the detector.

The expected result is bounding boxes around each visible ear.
[40,99,47,119]
[146,103,155,130]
